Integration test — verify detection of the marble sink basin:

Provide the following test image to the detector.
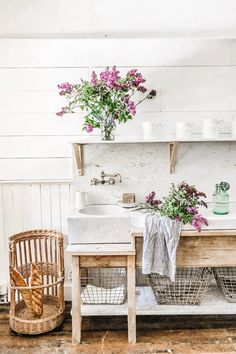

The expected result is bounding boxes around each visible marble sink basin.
[68,205,131,244]
[130,203,236,230]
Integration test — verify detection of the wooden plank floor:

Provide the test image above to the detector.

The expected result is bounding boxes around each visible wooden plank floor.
[1,304,236,353]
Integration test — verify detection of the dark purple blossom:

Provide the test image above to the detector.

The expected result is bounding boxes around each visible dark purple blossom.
[137,86,147,93]
[145,191,162,208]
[56,107,67,116]
[148,89,157,98]
[127,69,138,76]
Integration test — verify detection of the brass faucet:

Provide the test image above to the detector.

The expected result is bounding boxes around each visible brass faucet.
[91,171,122,186]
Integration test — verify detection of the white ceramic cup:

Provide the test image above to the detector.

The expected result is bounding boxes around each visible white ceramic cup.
[142,122,161,140]
[202,119,223,139]
[175,121,192,139]
[75,191,87,209]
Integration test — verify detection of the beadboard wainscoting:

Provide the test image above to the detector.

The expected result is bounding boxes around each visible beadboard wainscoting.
[0,182,74,289]
[1,38,236,298]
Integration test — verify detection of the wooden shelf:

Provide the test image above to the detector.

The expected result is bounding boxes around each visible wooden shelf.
[71,133,236,145]
[79,285,236,316]
[72,134,236,175]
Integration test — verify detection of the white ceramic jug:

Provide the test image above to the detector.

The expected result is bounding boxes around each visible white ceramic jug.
[202,119,222,139]
[142,122,161,140]
[175,121,192,139]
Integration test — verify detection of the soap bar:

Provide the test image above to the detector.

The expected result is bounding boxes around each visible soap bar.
[122,193,136,204]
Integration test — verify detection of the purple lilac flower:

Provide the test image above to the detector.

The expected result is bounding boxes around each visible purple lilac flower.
[145,191,162,207]
[127,69,138,76]
[90,71,97,86]
[137,86,147,93]
[57,82,74,95]
[145,191,156,204]
[186,207,198,215]
[86,124,93,133]
[126,99,136,115]
[100,66,121,89]
[148,89,157,98]
[191,213,209,232]
[56,107,67,116]
[133,73,146,87]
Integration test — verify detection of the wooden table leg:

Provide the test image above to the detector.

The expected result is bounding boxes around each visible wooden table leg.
[127,255,136,344]
[72,255,81,344]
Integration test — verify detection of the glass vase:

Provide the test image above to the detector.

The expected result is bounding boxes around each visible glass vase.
[100,120,116,141]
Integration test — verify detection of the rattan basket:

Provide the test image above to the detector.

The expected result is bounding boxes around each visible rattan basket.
[9,229,65,334]
[80,267,127,304]
[214,267,236,303]
[147,268,212,305]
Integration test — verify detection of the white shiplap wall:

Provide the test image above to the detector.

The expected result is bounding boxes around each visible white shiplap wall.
[1,38,236,291]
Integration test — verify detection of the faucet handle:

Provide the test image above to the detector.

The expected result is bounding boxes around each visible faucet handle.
[108,178,115,185]
[91,178,99,186]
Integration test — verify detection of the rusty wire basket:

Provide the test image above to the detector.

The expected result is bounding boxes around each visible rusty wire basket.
[147,268,212,305]
[80,267,127,304]
[214,267,236,303]
[9,229,65,334]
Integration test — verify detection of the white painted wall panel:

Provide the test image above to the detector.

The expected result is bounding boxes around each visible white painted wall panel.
[0,68,88,91]
[0,158,72,181]
[139,66,236,112]
[0,136,73,158]
[0,115,84,136]
[0,39,233,67]
[0,0,236,38]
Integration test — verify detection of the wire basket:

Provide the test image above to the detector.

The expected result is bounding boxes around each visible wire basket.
[147,268,212,305]
[213,267,236,303]
[80,267,127,305]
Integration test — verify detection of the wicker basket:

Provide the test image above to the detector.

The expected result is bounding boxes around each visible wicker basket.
[80,267,127,304]
[214,267,236,303]
[9,229,65,334]
[147,268,212,305]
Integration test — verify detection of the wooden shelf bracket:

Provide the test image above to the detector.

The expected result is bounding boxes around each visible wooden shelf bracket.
[169,142,179,174]
[73,144,84,176]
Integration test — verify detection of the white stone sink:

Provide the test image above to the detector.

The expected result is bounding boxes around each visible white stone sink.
[68,205,131,244]
[130,203,236,230]
[68,203,236,244]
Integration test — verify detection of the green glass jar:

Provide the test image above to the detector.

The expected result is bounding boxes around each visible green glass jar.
[213,182,230,215]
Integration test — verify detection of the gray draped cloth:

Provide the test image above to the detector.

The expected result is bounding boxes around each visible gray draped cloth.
[142,214,182,281]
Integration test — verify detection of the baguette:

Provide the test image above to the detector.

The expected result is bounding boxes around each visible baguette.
[10,267,34,314]
[30,263,43,317]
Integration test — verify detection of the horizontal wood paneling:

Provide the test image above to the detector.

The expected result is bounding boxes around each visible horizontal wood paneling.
[0,68,88,90]
[0,136,73,158]
[0,158,72,181]
[0,39,233,67]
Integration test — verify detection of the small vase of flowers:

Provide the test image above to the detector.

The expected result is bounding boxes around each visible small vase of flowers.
[56,66,156,141]
[145,182,208,232]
